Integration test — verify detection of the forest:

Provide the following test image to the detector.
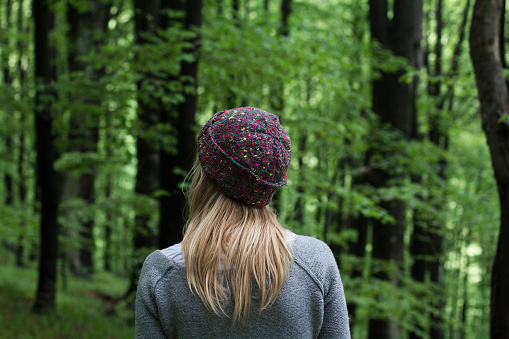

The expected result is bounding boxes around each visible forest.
[0,0,508,338]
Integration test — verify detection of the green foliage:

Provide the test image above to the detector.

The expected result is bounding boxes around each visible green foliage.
[0,0,500,337]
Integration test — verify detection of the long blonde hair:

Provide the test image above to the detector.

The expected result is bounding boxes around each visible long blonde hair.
[181,159,292,324]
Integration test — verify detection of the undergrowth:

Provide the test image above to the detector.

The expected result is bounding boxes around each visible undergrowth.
[0,252,135,339]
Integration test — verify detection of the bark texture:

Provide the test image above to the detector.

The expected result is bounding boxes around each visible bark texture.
[33,0,60,313]
[368,0,421,338]
[469,0,509,337]
[159,0,202,249]
[65,0,110,275]
[125,0,162,297]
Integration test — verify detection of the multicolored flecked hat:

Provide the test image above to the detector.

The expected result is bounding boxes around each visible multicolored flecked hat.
[197,107,291,207]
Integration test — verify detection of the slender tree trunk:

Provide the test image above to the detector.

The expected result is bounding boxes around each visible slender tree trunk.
[33,0,59,313]
[158,0,185,250]
[460,232,471,339]
[232,0,239,20]
[16,126,27,267]
[421,1,446,338]
[409,215,429,339]
[224,0,241,109]
[470,0,509,337]
[216,0,223,15]
[414,1,471,332]
[338,5,370,332]
[4,137,14,204]
[292,134,307,226]
[499,0,506,70]
[125,0,161,297]
[268,0,293,213]
[104,175,113,272]
[268,0,292,113]
[367,1,421,338]
[15,0,27,268]
[279,0,291,36]
[159,0,202,249]
[2,0,14,212]
[291,69,311,226]
[103,109,115,271]
[65,1,110,276]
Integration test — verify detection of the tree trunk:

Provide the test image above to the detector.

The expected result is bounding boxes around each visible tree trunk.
[499,0,506,70]
[268,0,292,113]
[2,0,14,211]
[125,0,162,297]
[15,0,28,268]
[104,175,113,272]
[292,134,307,226]
[469,0,509,337]
[159,0,202,249]
[367,0,421,338]
[33,0,59,313]
[267,0,293,213]
[64,0,110,276]
[158,0,185,250]
[103,110,115,271]
[412,0,444,338]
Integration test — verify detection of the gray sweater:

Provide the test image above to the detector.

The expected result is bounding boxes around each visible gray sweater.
[135,235,351,338]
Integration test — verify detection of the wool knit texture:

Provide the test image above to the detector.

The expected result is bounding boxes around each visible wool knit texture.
[135,235,351,338]
[198,107,291,207]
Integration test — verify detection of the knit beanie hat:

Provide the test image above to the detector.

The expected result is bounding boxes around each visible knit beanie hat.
[197,107,292,207]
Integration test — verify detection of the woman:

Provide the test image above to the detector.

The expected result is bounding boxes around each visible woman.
[135,107,350,338]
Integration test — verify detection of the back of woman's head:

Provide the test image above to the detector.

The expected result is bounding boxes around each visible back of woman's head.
[181,107,292,324]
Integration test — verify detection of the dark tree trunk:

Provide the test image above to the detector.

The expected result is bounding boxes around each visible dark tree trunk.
[411,2,470,338]
[232,0,239,20]
[216,0,223,15]
[104,176,113,272]
[499,0,506,69]
[345,212,367,326]
[224,0,241,109]
[125,0,162,297]
[4,138,14,202]
[409,216,429,339]
[268,0,293,214]
[469,1,509,337]
[16,126,27,267]
[15,0,28,268]
[65,1,110,276]
[159,0,202,249]
[289,68,311,225]
[2,0,12,82]
[429,2,470,338]
[292,134,307,226]
[411,1,443,338]
[102,113,114,272]
[33,0,59,313]
[367,0,421,338]
[323,158,340,244]
[279,0,291,36]
[3,0,14,211]
[268,0,292,113]
[158,0,185,250]
[336,6,370,332]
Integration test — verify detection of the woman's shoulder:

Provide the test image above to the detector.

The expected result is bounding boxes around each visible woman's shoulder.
[292,234,335,260]
[291,234,339,285]
[142,243,185,267]
[140,244,185,283]
[160,243,184,265]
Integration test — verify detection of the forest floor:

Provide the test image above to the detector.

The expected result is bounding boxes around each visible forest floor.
[0,252,135,338]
